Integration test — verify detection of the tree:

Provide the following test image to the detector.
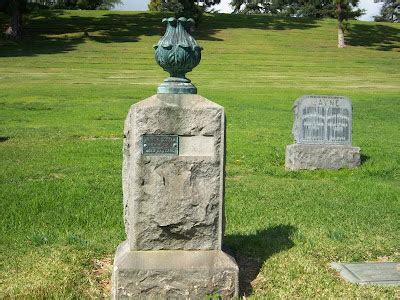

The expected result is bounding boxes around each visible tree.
[0,0,121,39]
[230,0,294,15]
[374,0,399,22]
[149,0,221,22]
[0,0,26,39]
[230,0,364,48]
[230,0,336,16]
[334,0,362,48]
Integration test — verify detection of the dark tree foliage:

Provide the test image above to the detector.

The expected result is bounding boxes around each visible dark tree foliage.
[230,0,363,19]
[1,0,26,38]
[231,0,295,15]
[374,0,399,22]
[149,0,221,22]
[230,0,363,47]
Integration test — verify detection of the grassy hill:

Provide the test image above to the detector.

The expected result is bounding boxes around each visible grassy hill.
[0,10,399,298]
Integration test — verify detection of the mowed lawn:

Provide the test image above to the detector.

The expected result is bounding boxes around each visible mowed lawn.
[0,10,399,298]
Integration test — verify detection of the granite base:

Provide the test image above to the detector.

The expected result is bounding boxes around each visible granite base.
[112,241,239,299]
[285,144,361,170]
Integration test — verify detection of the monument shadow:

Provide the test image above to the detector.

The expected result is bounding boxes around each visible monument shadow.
[224,224,296,296]
[360,153,370,164]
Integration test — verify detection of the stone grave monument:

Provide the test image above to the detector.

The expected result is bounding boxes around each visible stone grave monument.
[285,95,361,170]
[112,17,239,299]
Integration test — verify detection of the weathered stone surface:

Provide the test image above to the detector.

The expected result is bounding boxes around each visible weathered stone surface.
[293,95,352,145]
[286,95,361,170]
[123,94,225,251]
[112,241,239,299]
[285,144,361,170]
[331,262,400,286]
[115,93,239,298]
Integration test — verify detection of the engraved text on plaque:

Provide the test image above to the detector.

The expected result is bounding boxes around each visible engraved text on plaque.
[142,135,179,155]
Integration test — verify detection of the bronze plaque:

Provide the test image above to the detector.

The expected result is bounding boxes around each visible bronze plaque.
[142,135,179,155]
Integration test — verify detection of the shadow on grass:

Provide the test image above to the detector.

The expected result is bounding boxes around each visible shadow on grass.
[197,14,319,41]
[224,224,296,296]
[0,136,10,142]
[360,153,370,164]
[347,23,400,51]
[0,11,319,57]
[0,11,165,57]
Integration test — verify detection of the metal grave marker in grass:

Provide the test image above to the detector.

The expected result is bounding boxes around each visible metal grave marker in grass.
[285,95,361,170]
[111,17,239,299]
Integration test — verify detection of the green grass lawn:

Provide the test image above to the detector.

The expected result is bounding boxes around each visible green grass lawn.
[0,10,399,298]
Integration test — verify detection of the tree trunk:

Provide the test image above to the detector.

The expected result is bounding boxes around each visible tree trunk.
[338,22,345,48]
[337,2,345,48]
[5,0,22,39]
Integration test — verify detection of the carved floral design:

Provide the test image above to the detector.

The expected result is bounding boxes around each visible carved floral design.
[154,17,202,81]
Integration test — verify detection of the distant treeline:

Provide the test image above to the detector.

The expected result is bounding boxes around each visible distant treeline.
[18,0,121,10]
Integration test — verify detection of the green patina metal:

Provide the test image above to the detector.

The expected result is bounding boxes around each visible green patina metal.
[154,17,202,94]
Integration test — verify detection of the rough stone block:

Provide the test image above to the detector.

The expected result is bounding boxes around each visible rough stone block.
[122,94,225,250]
[285,144,361,170]
[112,241,239,299]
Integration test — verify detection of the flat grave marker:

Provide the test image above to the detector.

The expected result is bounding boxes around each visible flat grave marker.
[332,262,400,286]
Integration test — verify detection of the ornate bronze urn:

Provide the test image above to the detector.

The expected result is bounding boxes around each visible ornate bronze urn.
[154,17,202,94]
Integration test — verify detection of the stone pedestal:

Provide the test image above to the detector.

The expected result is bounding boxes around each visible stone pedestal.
[285,144,361,170]
[113,241,239,299]
[112,93,239,299]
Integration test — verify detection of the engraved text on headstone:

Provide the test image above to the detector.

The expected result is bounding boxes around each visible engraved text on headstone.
[293,95,352,145]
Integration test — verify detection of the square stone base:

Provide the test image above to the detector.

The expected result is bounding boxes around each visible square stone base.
[112,241,239,299]
[285,144,361,171]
